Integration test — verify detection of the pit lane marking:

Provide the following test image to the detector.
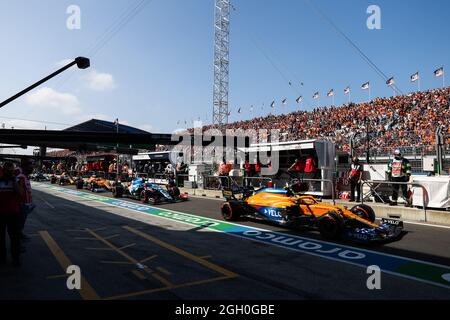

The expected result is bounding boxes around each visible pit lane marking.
[85,226,238,300]
[124,226,239,279]
[442,274,450,282]
[39,231,100,300]
[103,275,234,300]
[100,260,135,265]
[156,266,172,275]
[400,221,450,230]
[34,184,450,289]
[140,255,158,263]
[132,270,146,280]
[35,194,56,209]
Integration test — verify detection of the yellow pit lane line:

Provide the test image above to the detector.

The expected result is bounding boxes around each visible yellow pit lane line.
[124,226,238,279]
[39,231,100,300]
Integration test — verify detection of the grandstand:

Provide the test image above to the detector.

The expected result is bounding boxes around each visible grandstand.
[166,87,450,173]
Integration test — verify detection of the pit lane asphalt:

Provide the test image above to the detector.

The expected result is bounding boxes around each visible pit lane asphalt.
[1,182,450,300]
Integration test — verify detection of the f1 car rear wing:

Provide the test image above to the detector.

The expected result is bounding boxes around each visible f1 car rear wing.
[222,186,254,201]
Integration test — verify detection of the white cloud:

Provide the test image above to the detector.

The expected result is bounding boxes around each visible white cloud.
[85,70,116,91]
[0,119,44,130]
[25,87,81,115]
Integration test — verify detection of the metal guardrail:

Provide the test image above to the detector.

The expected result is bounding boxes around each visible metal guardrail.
[360,180,429,221]
[203,175,230,190]
[242,176,273,188]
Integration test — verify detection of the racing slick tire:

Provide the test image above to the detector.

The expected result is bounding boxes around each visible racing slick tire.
[90,183,98,192]
[221,201,242,221]
[76,180,84,189]
[319,211,343,240]
[50,176,57,184]
[350,204,376,223]
[150,196,160,205]
[140,190,149,203]
[112,186,123,198]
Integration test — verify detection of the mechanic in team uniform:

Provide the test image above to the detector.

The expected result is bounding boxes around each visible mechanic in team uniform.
[0,162,22,267]
[348,156,363,202]
[17,159,35,240]
[304,154,318,191]
[387,149,412,206]
[287,158,305,179]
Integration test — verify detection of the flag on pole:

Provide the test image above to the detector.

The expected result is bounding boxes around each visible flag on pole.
[282,98,287,105]
[313,92,319,100]
[434,67,444,77]
[344,86,350,94]
[410,72,419,82]
[327,89,334,97]
[386,77,395,87]
[361,82,370,90]
[295,96,303,103]
[270,101,275,108]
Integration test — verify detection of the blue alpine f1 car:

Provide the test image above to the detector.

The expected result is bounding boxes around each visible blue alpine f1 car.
[112,177,188,204]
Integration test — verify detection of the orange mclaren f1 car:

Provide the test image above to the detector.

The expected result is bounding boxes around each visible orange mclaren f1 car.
[78,174,113,192]
[221,185,403,243]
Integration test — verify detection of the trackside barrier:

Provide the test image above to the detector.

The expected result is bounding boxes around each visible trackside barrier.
[242,177,273,188]
[203,175,230,190]
[148,173,171,184]
[360,180,429,222]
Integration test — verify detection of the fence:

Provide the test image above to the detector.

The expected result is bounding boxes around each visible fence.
[203,175,229,190]
[360,180,429,221]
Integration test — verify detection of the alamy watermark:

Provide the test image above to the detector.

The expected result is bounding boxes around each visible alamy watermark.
[66,5,81,30]
[366,265,381,290]
[366,5,381,30]
[170,121,280,176]
[66,265,81,290]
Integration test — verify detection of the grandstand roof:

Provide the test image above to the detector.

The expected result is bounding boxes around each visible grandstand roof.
[64,119,149,134]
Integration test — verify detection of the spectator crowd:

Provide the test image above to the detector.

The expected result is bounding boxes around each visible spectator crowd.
[179,87,449,155]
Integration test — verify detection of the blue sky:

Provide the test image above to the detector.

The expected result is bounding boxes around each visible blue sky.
[0,0,448,138]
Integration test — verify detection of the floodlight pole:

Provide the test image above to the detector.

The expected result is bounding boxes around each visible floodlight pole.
[0,57,90,110]
[115,118,120,179]
[365,117,370,164]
